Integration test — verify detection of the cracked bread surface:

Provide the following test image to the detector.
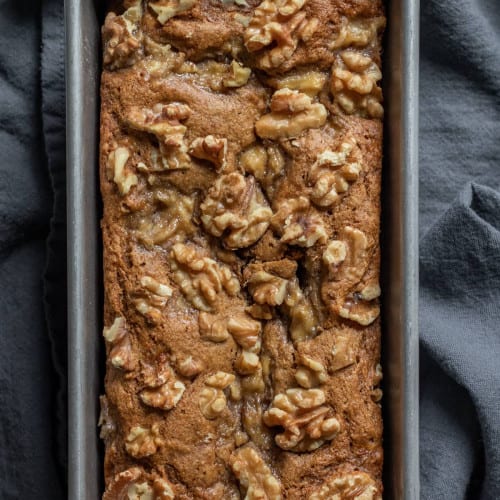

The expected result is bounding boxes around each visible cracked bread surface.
[99,0,385,498]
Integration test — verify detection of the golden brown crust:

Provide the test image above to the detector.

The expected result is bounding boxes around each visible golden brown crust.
[100,0,385,498]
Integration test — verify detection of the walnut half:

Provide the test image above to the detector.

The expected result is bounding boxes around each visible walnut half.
[331,51,383,119]
[244,0,318,70]
[199,372,235,419]
[308,140,362,207]
[309,471,381,500]
[125,424,164,459]
[263,388,340,452]
[256,89,327,140]
[271,196,327,248]
[230,446,282,500]
[170,243,240,311]
[200,173,272,249]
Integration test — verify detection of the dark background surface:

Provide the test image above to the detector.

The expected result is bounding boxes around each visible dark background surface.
[0,0,498,498]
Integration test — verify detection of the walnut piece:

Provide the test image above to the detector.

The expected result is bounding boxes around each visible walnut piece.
[200,173,273,249]
[136,188,195,248]
[323,227,368,282]
[230,446,282,500]
[103,467,175,500]
[170,243,240,311]
[126,103,192,170]
[338,282,381,326]
[308,140,362,207]
[177,355,203,378]
[133,275,173,323]
[331,16,386,50]
[102,3,143,70]
[140,36,186,79]
[125,424,164,458]
[107,146,138,195]
[149,0,197,24]
[256,89,327,140]
[295,354,327,389]
[309,471,381,500]
[189,135,228,171]
[224,60,252,88]
[370,363,383,402]
[331,51,383,119]
[270,71,327,97]
[139,359,186,411]
[103,317,136,371]
[198,312,231,343]
[331,332,357,371]
[239,144,285,199]
[284,279,317,342]
[244,0,318,70]
[271,196,327,247]
[199,372,235,419]
[263,388,340,452]
[247,270,289,306]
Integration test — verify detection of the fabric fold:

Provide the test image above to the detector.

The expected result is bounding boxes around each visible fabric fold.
[420,182,500,499]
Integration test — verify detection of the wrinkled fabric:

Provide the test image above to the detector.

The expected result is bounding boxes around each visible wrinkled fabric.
[419,0,500,498]
[0,0,64,497]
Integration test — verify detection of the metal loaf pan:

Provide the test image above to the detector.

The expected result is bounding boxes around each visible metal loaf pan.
[66,1,420,498]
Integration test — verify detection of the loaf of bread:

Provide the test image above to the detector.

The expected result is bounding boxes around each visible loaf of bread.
[99,0,385,498]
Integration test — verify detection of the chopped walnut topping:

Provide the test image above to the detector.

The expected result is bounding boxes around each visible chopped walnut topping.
[139,360,186,411]
[236,350,261,375]
[149,0,197,24]
[102,3,143,70]
[309,471,381,500]
[338,282,381,326]
[309,140,362,207]
[224,60,252,88]
[239,144,285,199]
[295,354,327,389]
[199,372,235,419]
[103,467,175,500]
[107,146,138,196]
[125,424,164,458]
[244,0,317,70]
[170,243,240,311]
[126,103,192,170]
[271,196,327,247]
[263,388,340,451]
[270,71,327,97]
[200,173,273,249]
[247,270,289,306]
[136,189,195,248]
[98,395,115,441]
[256,89,327,140]
[331,51,383,119]
[103,317,136,371]
[331,333,356,371]
[189,136,228,171]
[331,16,386,50]
[230,446,282,500]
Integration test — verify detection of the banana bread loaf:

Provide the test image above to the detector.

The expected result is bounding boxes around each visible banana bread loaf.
[99,0,385,498]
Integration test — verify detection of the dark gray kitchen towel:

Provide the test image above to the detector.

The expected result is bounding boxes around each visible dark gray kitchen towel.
[0,0,65,498]
[419,0,500,499]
